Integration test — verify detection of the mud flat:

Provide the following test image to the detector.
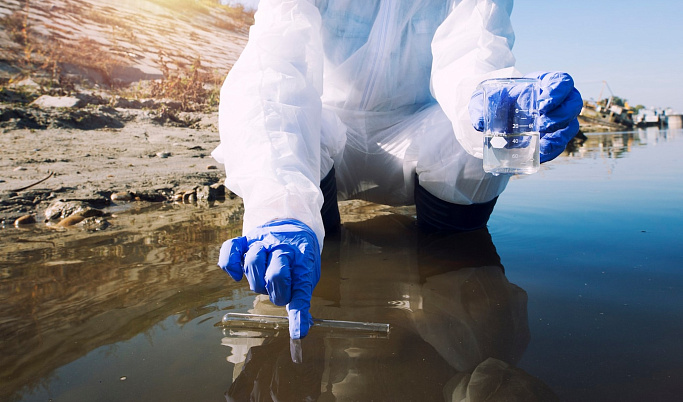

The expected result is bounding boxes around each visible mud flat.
[0,106,233,227]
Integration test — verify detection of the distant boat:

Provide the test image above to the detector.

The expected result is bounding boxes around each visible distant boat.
[578,81,634,130]
[633,108,667,128]
[579,101,634,130]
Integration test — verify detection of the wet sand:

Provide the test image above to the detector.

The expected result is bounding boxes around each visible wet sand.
[1,115,227,224]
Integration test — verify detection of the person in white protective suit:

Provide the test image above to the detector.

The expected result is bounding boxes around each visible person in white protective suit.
[213,0,583,339]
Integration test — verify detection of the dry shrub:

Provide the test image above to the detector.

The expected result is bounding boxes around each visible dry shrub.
[147,0,215,14]
[149,54,220,111]
[81,9,131,31]
[48,37,125,88]
[1,10,29,45]
[0,1,123,88]
[1,5,34,65]
[223,3,255,25]
[145,0,254,31]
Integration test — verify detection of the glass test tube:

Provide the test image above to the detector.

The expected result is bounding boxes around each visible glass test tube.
[221,312,390,337]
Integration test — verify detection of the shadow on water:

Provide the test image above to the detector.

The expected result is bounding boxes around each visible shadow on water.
[1,127,681,401]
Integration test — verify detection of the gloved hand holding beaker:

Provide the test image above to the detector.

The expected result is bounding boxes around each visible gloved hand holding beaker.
[469,71,583,163]
[218,219,321,339]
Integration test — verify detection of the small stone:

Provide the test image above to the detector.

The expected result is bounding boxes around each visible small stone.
[57,214,86,227]
[156,151,171,158]
[111,191,133,202]
[30,94,82,108]
[206,165,218,170]
[120,376,127,381]
[182,191,194,203]
[14,215,36,226]
[44,200,89,221]
[10,77,40,89]
[53,208,103,227]
[13,167,27,171]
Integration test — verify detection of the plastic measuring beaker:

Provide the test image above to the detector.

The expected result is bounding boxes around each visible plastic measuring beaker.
[479,77,540,175]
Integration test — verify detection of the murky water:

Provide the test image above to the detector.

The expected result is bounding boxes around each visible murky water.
[1,128,681,402]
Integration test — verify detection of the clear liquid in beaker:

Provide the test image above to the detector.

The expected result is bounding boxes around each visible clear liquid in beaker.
[483,131,540,175]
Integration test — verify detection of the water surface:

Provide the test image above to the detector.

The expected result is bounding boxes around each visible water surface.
[1,128,681,401]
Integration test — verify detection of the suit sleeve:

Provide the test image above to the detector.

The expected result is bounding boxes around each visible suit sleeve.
[431,0,521,159]
[211,0,326,246]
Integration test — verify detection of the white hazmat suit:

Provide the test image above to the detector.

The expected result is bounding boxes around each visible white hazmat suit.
[212,0,522,246]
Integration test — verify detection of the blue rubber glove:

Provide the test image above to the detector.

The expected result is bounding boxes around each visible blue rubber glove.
[218,219,321,339]
[469,71,583,163]
[526,71,583,162]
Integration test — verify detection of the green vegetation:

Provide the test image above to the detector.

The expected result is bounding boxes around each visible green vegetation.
[610,96,627,107]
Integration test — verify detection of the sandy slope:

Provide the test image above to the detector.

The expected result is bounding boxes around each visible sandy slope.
[0,0,248,82]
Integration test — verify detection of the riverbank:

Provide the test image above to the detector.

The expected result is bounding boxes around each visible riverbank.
[1,104,229,227]
[1,0,251,227]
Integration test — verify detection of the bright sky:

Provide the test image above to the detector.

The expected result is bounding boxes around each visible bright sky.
[512,0,683,112]
[225,0,683,112]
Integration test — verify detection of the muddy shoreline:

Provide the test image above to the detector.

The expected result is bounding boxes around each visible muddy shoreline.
[1,100,231,228]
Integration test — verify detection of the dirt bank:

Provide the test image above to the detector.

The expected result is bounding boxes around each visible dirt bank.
[1,106,228,226]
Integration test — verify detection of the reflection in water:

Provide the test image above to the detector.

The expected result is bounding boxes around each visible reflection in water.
[0,202,244,402]
[563,127,680,160]
[1,200,556,401]
[222,214,558,401]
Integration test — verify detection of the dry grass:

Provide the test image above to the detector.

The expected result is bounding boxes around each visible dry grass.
[146,0,254,28]
[0,0,250,111]
[1,9,28,46]
[1,3,34,65]
[149,54,221,111]
[81,9,132,31]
